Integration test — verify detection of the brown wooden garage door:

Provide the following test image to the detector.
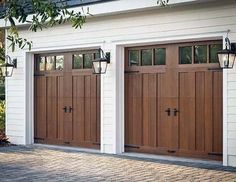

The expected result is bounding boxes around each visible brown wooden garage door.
[125,41,223,160]
[34,50,100,149]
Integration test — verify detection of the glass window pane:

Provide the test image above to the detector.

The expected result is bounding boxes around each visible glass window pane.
[210,44,222,63]
[46,56,55,70]
[179,46,192,64]
[56,55,64,71]
[84,53,94,69]
[154,48,166,65]
[128,50,139,66]
[194,45,207,64]
[73,54,83,69]
[95,52,100,59]
[141,49,152,66]
[39,57,45,71]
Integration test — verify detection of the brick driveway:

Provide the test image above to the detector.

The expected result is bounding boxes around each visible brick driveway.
[0,146,235,182]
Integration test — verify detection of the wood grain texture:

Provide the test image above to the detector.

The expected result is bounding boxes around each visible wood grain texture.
[34,52,100,149]
[125,41,223,160]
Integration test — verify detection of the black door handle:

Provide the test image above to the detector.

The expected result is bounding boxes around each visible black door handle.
[165,108,171,116]
[63,106,67,113]
[173,108,179,116]
[69,106,73,113]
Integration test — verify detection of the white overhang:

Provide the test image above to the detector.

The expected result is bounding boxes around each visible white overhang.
[0,0,217,28]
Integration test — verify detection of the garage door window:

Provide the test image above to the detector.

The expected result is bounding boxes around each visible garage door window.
[128,48,166,66]
[36,55,64,71]
[210,44,222,63]
[128,50,139,66]
[55,56,64,70]
[39,57,46,71]
[154,48,166,65]
[179,43,222,65]
[141,49,152,66]
[194,45,207,64]
[73,50,100,69]
[179,46,192,64]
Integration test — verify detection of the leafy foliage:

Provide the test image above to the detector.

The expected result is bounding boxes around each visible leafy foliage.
[1,0,88,51]
[0,101,5,131]
[0,130,10,146]
[157,0,169,6]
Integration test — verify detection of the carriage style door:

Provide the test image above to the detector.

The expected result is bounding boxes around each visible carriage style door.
[125,41,223,160]
[34,50,100,149]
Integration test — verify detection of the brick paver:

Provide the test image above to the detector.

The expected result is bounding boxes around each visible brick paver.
[0,146,235,182]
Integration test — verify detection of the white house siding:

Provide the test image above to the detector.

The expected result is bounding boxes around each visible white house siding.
[5,0,236,166]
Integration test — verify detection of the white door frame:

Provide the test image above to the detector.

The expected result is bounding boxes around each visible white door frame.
[114,31,228,164]
[24,43,105,146]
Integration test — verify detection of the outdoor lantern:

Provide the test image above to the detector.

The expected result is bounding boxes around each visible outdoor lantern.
[92,48,110,74]
[0,55,17,77]
[217,37,236,69]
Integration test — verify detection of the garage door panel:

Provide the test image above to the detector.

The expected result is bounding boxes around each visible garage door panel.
[73,76,85,142]
[125,74,143,146]
[34,77,47,139]
[58,76,64,140]
[35,51,100,149]
[195,72,205,151]
[46,76,58,139]
[84,76,91,142]
[91,75,98,143]
[142,74,157,147]
[96,76,101,143]
[204,72,213,152]
[213,71,223,153]
[125,41,222,160]
[179,72,196,151]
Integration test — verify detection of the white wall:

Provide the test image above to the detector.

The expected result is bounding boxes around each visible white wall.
[5,0,236,166]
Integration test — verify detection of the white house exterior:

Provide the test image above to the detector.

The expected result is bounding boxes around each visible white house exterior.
[2,0,236,167]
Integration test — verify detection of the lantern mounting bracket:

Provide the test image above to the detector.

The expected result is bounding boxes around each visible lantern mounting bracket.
[12,58,17,68]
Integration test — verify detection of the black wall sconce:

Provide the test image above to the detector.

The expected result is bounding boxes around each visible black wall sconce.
[92,48,110,74]
[217,36,236,69]
[0,55,17,77]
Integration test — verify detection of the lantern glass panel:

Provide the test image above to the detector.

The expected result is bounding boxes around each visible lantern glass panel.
[92,60,108,74]
[218,53,235,68]
[0,65,14,77]
[228,53,236,68]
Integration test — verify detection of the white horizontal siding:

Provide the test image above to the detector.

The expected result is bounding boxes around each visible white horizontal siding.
[5,0,236,165]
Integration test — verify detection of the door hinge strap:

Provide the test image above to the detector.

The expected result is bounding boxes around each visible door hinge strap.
[124,71,140,74]
[208,152,222,156]
[167,150,176,153]
[34,137,44,140]
[93,142,100,146]
[125,144,140,149]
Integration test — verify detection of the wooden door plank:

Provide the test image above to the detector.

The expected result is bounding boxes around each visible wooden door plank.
[125,74,129,145]
[148,74,157,147]
[58,76,64,140]
[73,76,85,142]
[91,75,97,143]
[204,71,213,152]
[158,73,171,148]
[179,72,196,151]
[127,74,133,145]
[96,75,101,143]
[142,73,149,147]
[46,76,58,139]
[195,72,205,151]
[85,75,91,142]
[213,71,223,153]
[34,77,47,139]
[132,74,143,146]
